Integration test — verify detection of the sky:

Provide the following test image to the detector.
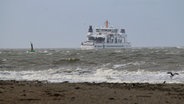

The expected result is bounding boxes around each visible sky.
[0,0,184,48]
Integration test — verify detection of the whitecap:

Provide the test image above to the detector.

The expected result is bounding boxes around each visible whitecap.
[112,64,127,68]
[0,68,184,83]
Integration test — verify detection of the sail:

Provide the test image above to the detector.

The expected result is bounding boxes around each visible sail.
[30,42,35,52]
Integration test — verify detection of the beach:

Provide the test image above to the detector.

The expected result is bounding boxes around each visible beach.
[0,80,184,104]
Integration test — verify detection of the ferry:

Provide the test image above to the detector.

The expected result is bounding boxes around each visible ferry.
[81,21,131,49]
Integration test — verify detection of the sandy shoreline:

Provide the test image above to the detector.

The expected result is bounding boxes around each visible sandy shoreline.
[0,80,184,104]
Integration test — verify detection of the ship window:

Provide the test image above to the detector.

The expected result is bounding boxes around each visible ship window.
[121,29,125,33]
[88,37,95,40]
[96,37,105,43]
[115,38,117,43]
[112,29,118,33]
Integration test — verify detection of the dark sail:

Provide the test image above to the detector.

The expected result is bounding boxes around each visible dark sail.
[30,42,35,52]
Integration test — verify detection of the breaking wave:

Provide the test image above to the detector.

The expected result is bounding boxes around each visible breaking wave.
[0,68,184,83]
[0,48,184,83]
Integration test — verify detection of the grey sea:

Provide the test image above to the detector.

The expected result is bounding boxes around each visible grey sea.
[0,47,184,83]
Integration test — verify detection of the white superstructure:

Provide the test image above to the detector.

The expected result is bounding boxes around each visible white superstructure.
[81,21,131,49]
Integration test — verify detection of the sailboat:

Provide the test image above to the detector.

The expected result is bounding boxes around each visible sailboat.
[29,42,35,52]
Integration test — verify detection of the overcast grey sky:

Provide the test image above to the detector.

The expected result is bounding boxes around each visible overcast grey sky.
[1,0,184,48]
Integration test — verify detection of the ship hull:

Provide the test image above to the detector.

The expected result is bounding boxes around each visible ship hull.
[81,43,131,50]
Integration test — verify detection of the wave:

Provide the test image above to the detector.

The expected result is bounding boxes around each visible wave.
[0,68,184,83]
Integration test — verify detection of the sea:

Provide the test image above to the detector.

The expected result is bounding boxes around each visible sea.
[0,47,184,83]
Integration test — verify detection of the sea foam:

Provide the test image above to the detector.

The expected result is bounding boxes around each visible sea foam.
[0,68,184,83]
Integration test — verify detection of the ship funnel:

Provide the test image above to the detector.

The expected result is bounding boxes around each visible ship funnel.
[105,20,109,28]
[88,25,93,33]
[121,29,125,33]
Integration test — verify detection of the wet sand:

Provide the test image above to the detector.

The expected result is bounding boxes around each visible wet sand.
[0,80,184,104]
